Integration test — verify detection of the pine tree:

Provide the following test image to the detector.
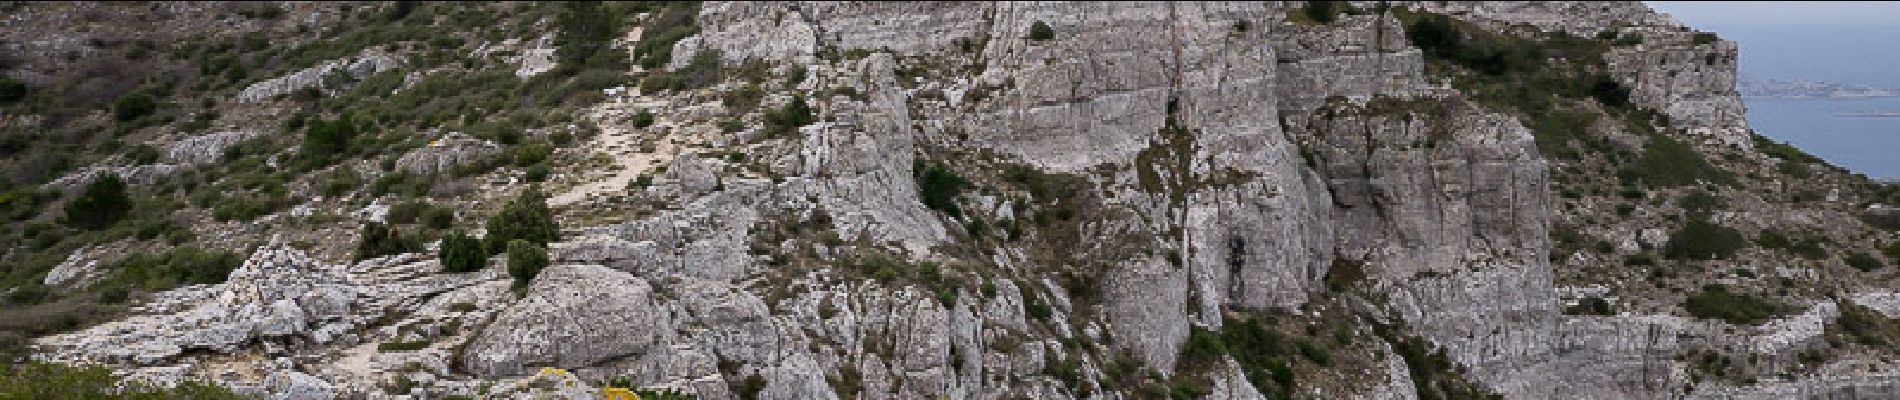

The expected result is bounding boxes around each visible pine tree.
[438,231,487,273]
[484,188,558,255]
[65,173,131,230]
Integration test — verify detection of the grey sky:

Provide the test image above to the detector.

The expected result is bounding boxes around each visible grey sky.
[1648,1,1900,28]
[1646,1,1900,86]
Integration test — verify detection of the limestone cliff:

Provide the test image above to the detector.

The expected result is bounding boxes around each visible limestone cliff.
[5,2,1900,399]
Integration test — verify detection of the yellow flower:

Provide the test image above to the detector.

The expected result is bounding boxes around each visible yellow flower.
[602,387,641,400]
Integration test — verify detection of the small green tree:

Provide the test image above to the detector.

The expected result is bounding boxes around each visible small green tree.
[64,173,131,230]
[0,78,25,103]
[1848,252,1887,272]
[506,239,549,285]
[763,96,815,137]
[438,231,486,273]
[422,207,456,229]
[300,117,357,167]
[1303,1,1341,24]
[1663,217,1746,260]
[0,362,245,399]
[113,93,156,122]
[1027,21,1055,41]
[914,161,967,216]
[354,222,416,261]
[484,188,559,255]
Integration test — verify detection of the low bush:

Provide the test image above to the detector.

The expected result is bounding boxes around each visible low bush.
[112,93,156,122]
[761,96,815,138]
[484,188,558,255]
[1663,217,1746,260]
[0,362,244,399]
[914,161,967,216]
[506,239,548,285]
[1564,296,1616,316]
[64,174,131,230]
[438,231,486,273]
[1683,284,1785,325]
[354,222,418,261]
[95,246,241,294]
[1027,21,1055,41]
[1629,134,1731,187]
[1847,252,1887,272]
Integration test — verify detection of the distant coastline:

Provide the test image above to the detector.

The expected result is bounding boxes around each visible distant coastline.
[1833,110,1900,117]
[1740,77,1898,100]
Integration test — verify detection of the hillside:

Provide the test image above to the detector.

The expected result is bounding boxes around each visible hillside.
[4,1,1900,399]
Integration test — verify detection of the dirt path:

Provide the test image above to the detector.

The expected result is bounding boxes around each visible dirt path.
[548,92,678,207]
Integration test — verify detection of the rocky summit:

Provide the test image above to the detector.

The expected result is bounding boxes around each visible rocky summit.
[3,1,1900,399]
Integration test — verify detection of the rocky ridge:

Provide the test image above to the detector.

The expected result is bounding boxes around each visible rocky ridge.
[8,2,1900,400]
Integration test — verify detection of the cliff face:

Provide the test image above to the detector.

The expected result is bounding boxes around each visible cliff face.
[12,1,1900,399]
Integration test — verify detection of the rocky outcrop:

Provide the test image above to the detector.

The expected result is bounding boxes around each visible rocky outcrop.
[35,244,355,366]
[393,132,502,175]
[167,130,263,165]
[236,50,403,103]
[458,264,673,377]
[22,2,1889,399]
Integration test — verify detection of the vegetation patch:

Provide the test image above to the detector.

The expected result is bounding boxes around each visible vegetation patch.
[1682,284,1787,325]
[914,160,968,217]
[1663,217,1746,260]
[0,362,243,398]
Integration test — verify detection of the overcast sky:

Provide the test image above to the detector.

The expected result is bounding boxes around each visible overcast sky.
[1648,2,1900,27]
[1646,1,1900,86]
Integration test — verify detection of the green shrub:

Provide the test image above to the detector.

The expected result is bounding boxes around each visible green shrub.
[914,161,967,216]
[1848,253,1887,272]
[377,340,431,352]
[1564,296,1616,316]
[124,144,162,165]
[524,164,550,182]
[723,84,764,113]
[1630,134,1731,187]
[1836,300,1900,347]
[1296,338,1331,365]
[386,201,429,224]
[1324,258,1367,292]
[96,246,241,293]
[1683,284,1785,325]
[1588,75,1630,107]
[1755,135,1824,164]
[0,189,43,222]
[1678,190,1723,214]
[484,188,558,255]
[321,168,363,197]
[1864,211,1900,232]
[1691,32,1718,45]
[1757,229,1828,260]
[113,93,156,122]
[1663,217,1746,260]
[506,239,549,285]
[0,362,245,399]
[1027,21,1055,41]
[64,174,131,230]
[300,117,358,167]
[439,231,486,273]
[422,207,455,229]
[1303,1,1342,24]
[631,110,656,128]
[762,96,815,138]
[354,222,418,261]
[0,78,25,103]
[641,48,722,93]
[630,1,700,69]
[553,1,627,75]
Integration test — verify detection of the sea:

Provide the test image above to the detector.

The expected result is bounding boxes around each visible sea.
[1744,96,1900,181]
